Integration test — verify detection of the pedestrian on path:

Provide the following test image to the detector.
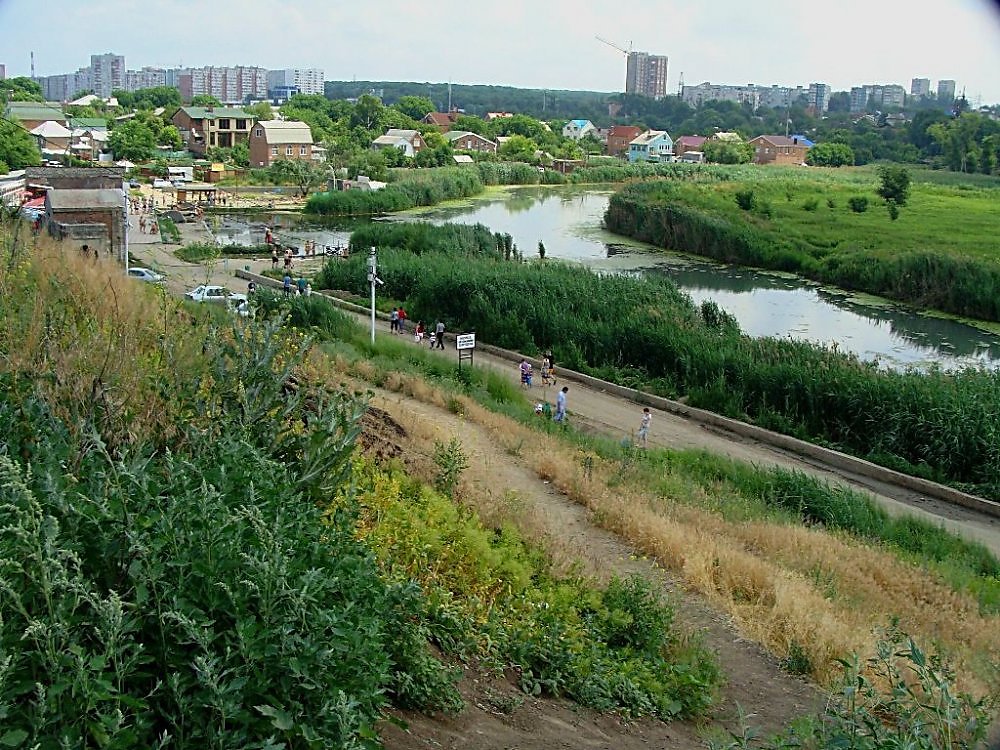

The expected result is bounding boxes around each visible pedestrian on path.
[637,407,651,449]
[271,248,278,270]
[434,320,445,349]
[390,307,399,333]
[398,307,407,334]
[283,274,292,296]
[297,277,307,295]
[554,386,569,423]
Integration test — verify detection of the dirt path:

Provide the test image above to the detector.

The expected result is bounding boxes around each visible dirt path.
[367,388,820,750]
[134,244,1000,556]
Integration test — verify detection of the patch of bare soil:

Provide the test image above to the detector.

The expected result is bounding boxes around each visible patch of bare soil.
[359,391,821,750]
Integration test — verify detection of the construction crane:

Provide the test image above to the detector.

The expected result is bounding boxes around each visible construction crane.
[595,35,632,57]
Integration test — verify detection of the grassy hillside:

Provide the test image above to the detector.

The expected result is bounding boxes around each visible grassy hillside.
[0,227,719,745]
[604,165,1000,321]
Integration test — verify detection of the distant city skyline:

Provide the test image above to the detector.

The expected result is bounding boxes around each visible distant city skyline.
[1,0,998,105]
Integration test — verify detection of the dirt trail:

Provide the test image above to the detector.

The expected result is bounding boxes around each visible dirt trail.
[135,236,1000,556]
[366,389,820,750]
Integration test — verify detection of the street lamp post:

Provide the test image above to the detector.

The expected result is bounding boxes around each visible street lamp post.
[367,246,377,344]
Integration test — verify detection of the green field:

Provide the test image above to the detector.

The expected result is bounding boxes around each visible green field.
[604,165,1000,321]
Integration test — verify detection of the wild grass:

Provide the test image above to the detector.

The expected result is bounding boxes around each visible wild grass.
[313,244,1000,501]
[262,282,1000,688]
[605,169,1000,321]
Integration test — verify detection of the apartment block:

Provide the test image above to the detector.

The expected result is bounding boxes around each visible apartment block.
[626,52,669,100]
[910,77,931,98]
[266,68,324,96]
[37,69,91,102]
[89,53,125,97]
[178,66,268,103]
[937,79,956,104]
[807,82,831,112]
[681,82,760,109]
[125,67,167,91]
[849,86,869,113]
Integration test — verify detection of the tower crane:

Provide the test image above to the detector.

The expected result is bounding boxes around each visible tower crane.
[595,35,632,57]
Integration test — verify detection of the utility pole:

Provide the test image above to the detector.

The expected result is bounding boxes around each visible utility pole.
[367,247,377,343]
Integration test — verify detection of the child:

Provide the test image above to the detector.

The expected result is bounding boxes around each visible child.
[427,330,436,348]
[414,321,425,343]
[637,407,652,449]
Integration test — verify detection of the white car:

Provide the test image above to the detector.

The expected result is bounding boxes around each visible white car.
[128,267,164,284]
[185,285,238,303]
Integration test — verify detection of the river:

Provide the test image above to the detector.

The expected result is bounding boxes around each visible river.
[208,186,1000,371]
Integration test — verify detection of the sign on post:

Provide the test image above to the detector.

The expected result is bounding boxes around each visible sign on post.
[456,332,475,369]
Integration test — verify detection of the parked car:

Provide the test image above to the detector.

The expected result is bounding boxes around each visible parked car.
[185,285,238,303]
[128,179,141,189]
[128,267,164,284]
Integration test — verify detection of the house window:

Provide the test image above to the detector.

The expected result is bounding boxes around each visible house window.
[218,119,230,129]
[236,120,247,129]
[271,146,278,156]
[299,145,307,155]
[286,146,293,156]
[254,128,263,137]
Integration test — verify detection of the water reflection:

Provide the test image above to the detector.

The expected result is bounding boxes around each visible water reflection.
[209,188,1000,370]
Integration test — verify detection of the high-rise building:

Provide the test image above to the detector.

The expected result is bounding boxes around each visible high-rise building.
[90,53,125,97]
[266,68,324,97]
[807,82,831,112]
[849,86,869,113]
[0,64,6,80]
[177,66,268,103]
[125,67,167,91]
[880,84,906,109]
[36,68,91,101]
[626,52,668,100]
[937,79,956,104]
[681,82,760,109]
[910,77,930,98]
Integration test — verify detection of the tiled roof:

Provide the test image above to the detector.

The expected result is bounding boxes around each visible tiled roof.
[631,130,668,145]
[752,135,807,147]
[5,104,65,122]
[423,112,456,126]
[676,135,707,146]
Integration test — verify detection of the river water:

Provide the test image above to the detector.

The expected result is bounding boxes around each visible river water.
[208,186,1000,371]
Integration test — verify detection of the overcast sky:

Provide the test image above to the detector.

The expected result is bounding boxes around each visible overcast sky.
[2,0,1000,105]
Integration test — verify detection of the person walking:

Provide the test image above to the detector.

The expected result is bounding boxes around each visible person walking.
[297,276,307,296]
[434,320,445,349]
[397,307,407,334]
[637,407,651,449]
[554,386,569,424]
[390,307,399,334]
[271,248,279,270]
[283,274,292,297]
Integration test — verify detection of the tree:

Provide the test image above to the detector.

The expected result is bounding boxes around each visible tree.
[245,101,273,122]
[0,77,43,102]
[805,142,855,167]
[191,94,222,107]
[453,115,488,135]
[351,94,385,131]
[876,165,911,220]
[703,139,753,164]
[393,95,435,120]
[108,119,158,161]
[269,159,329,197]
[231,141,250,168]
[0,117,42,170]
[497,134,538,163]
[158,124,183,150]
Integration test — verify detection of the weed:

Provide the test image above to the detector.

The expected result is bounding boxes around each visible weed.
[735,189,756,210]
[848,195,869,213]
[433,437,470,496]
[802,197,819,211]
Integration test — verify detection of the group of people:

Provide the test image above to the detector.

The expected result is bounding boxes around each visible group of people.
[281,274,312,297]
[519,353,557,389]
[136,215,159,235]
[410,319,446,349]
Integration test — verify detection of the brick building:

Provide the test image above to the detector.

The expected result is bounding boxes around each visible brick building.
[606,125,643,157]
[248,120,314,167]
[45,189,125,258]
[749,135,810,165]
[171,106,253,156]
[444,130,497,153]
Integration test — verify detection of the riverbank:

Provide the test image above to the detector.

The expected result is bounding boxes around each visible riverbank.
[604,168,1000,322]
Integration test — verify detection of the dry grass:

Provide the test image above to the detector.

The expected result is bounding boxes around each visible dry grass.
[330,356,1000,696]
[0,239,203,448]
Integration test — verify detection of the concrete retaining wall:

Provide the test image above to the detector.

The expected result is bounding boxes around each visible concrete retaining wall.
[236,268,1000,520]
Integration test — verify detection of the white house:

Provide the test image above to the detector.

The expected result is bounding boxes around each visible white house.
[371,129,427,158]
[628,130,674,163]
[562,119,596,140]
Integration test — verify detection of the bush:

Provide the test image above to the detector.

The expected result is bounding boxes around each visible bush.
[848,195,869,212]
[802,197,819,211]
[734,189,755,210]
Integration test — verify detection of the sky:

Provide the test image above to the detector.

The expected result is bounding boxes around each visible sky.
[2,0,1000,105]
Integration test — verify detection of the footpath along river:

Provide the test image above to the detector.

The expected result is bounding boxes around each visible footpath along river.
[208,185,1000,371]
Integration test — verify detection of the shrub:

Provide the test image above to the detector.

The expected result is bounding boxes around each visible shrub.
[734,189,755,210]
[802,197,819,211]
[848,195,869,212]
